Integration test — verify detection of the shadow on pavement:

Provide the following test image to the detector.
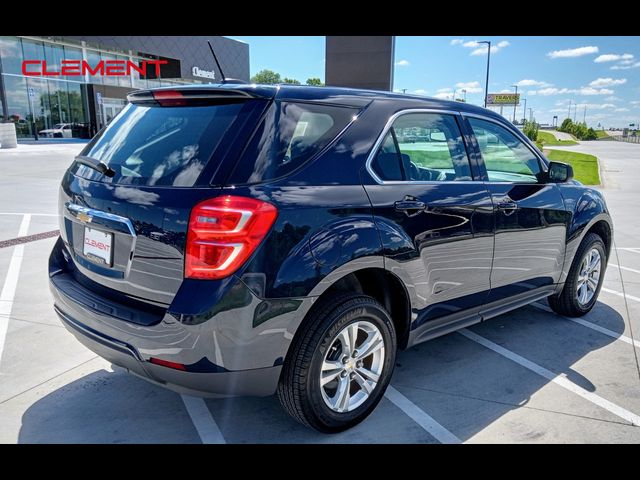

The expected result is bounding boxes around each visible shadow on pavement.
[18,368,200,444]
[18,301,626,443]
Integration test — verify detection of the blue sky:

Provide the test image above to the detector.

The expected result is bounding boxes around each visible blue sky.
[231,36,640,129]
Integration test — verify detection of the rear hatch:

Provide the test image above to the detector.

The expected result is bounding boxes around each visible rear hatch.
[59,87,270,306]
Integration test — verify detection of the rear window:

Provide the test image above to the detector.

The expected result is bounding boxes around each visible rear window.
[228,101,357,184]
[74,101,247,187]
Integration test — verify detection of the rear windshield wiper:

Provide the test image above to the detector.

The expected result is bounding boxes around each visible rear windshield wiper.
[74,155,116,178]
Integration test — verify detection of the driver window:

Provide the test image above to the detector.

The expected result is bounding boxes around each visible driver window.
[371,112,472,182]
[468,117,542,183]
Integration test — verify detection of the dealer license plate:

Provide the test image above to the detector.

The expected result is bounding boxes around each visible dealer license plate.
[83,227,113,267]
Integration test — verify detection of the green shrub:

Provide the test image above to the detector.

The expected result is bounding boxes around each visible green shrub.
[523,119,539,142]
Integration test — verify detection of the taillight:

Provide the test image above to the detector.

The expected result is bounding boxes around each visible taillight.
[185,196,278,280]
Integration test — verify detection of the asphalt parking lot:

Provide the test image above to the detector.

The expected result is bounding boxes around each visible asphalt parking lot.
[1,139,640,443]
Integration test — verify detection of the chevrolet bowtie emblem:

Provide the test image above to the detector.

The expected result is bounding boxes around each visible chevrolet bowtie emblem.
[77,212,92,223]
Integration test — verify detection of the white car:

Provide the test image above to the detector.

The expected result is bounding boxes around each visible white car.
[39,123,73,138]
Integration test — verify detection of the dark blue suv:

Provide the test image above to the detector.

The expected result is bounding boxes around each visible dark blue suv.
[49,84,613,432]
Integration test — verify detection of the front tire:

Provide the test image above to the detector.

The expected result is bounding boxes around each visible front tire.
[549,233,606,317]
[277,293,396,433]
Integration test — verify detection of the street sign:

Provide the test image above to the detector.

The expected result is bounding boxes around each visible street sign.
[96,92,103,105]
[487,93,520,106]
[28,87,35,98]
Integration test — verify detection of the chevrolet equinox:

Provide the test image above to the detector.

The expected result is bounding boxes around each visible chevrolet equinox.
[49,84,613,432]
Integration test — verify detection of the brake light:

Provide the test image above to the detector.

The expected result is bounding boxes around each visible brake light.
[152,90,187,106]
[185,196,278,280]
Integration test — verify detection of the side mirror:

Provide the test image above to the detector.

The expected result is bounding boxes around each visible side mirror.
[548,161,574,183]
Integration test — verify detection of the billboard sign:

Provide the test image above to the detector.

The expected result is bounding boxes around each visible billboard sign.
[487,93,520,106]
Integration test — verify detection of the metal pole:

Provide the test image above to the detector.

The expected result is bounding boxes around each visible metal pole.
[529,108,533,122]
[478,41,491,108]
[512,85,518,123]
[453,89,457,101]
[583,105,587,124]
[568,100,572,120]
[522,98,527,123]
[573,104,577,122]
[462,89,467,102]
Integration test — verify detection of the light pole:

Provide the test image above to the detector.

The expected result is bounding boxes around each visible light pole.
[529,108,533,122]
[477,41,491,108]
[511,84,519,123]
[462,89,467,102]
[522,98,527,123]
[573,104,577,122]
[452,89,457,101]
[583,105,587,124]
[568,99,572,120]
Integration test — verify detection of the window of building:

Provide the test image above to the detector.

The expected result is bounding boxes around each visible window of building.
[0,36,23,75]
[468,117,542,183]
[371,112,472,182]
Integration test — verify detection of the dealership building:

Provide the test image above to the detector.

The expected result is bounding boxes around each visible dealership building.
[0,36,249,139]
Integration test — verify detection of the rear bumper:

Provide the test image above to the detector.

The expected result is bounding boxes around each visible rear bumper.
[52,299,281,397]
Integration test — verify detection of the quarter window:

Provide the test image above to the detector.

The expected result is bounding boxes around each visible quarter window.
[468,117,542,183]
[371,113,472,182]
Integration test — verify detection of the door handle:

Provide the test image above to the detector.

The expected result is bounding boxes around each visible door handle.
[394,199,427,215]
[497,201,518,215]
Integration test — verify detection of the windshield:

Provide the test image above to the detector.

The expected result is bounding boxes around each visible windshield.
[74,101,248,187]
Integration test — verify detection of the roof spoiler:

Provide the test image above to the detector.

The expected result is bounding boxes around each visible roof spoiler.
[127,88,257,106]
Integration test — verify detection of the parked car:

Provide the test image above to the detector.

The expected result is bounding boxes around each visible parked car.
[49,85,613,432]
[39,123,73,138]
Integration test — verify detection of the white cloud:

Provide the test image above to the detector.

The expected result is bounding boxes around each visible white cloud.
[516,79,551,87]
[594,53,634,63]
[436,87,452,93]
[454,81,482,93]
[589,77,627,87]
[395,59,410,67]
[631,101,640,106]
[605,96,621,102]
[611,62,640,70]
[433,92,454,100]
[450,39,464,46]
[615,108,630,112]
[619,59,636,65]
[413,89,427,95]
[579,87,614,95]
[528,86,614,96]
[457,40,510,56]
[547,46,599,59]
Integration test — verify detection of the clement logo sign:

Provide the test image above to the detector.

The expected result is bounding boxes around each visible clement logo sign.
[21,59,168,77]
[192,66,216,80]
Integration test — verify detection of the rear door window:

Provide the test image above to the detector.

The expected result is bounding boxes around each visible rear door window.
[228,101,358,184]
[74,101,249,187]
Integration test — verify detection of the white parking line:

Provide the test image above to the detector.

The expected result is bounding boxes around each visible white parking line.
[601,287,640,303]
[384,386,461,444]
[180,395,226,444]
[458,328,640,426]
[0,214,31,368]
[0,213,58,217]
[609,263,640,275]
[532,302,640,349]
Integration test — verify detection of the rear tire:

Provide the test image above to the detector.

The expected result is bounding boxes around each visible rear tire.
[277,293,396,433]
[549,233,606,317]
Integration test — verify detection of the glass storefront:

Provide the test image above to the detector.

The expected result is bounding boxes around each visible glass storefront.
[0,36,193,139]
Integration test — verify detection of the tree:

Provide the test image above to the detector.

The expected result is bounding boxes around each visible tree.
[283,77,301,85]
[250,69,282,84]
[559,118,573,133]
[306,77,324,86]
[584,128,598,141]
[523,119,539,142]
